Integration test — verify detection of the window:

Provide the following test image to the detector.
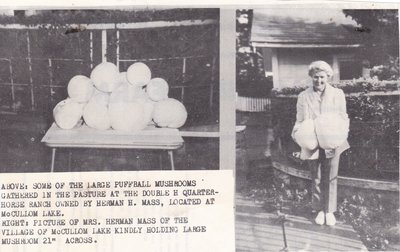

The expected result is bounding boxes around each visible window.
[261,48,273,77]
[337,54,362,80]
[339,60,362,80]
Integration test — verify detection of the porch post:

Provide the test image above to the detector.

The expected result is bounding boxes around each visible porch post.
[101,30,107,62]
[271,48,280,89]
[332,55,340,82]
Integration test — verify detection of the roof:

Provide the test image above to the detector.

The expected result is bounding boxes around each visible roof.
[251,9,363,48]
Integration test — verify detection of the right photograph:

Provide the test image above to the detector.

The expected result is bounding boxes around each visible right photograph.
[235,8,399,251]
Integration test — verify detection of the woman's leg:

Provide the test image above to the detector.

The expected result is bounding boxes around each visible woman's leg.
[308,159,323,212]
[308,157,326,225]
[322,153,341,213]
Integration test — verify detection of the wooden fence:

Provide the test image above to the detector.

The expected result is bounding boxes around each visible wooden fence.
[0,20,219,125]
[236,95,271,112]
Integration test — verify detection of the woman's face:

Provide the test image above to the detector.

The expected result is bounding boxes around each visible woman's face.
[312,71,328,92]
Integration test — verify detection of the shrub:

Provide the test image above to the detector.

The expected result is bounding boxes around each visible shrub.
[338,191,399,250]
[272,79,400,96]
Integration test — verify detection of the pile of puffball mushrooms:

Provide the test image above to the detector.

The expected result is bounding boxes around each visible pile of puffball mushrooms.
[53,62,188,132]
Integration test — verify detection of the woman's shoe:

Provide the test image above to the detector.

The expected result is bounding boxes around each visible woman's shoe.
[325,212,336,226]
[315,211,325,225]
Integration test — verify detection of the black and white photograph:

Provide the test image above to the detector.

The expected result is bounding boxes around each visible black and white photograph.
[0,8,220,173]
[0,8,231,251]
[235,8,399,251]
[1,3,400,252]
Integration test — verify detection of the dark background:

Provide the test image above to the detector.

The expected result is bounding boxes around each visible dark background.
[0,8,220,172]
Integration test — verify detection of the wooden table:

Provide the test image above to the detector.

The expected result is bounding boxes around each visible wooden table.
[41,123,184,172]
[180,124,220,138]
[179,124,246,137]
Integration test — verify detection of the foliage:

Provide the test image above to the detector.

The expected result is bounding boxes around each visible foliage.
[272,79,400,96]
[241,168,311,214]
[343,10,399,80]
[263,175,310,215]
[338,192,399,250]
[370,56,400,80]
[236,10,272,97]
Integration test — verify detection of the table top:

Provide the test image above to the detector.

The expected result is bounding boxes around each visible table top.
[41,123,184,150]
[180,124,220,138]
[179,124,246,138]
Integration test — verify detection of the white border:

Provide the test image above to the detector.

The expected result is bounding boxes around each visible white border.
[0,1,400,9]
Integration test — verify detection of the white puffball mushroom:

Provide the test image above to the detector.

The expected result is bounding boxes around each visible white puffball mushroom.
[67,75,95,103]
[83,101,111,130]
[153,98,187,128]
[315,113,349,149]
[146,78,169,102]
[109,83,143,104]
[90,90,110,106]
[108,102,147,132]
[118,71,134,86]
[126,62,151,87]
[53,98,84,129]
[134,91,155,126]
[90,62,121,93]
[293,119,318,150]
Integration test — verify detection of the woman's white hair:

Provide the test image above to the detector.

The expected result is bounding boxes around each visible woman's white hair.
[308,61,333,77]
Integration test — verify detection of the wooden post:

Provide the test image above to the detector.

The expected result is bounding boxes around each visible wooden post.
[271,48,280,89]
[101,30,107,62]
[219,9,236,171]
[26,30,34,111]
[209,26,219,111]
[182,57,186,81]
[116,30,120,70]
[89,31,94,69]
[209,55,217,111]
[181,57,186,102]
[332,55,340,82]
[180,87,185,103]
[48,59,54,103]
[51,148,56,172]
[8,58,15,112]
[168,150,175,171]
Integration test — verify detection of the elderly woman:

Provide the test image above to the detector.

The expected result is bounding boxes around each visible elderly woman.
[292,61,349,226]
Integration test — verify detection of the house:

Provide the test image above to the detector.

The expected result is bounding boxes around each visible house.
[250,9,366,89]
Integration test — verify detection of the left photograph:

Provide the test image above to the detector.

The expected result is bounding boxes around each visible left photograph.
[0,8,220,172]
